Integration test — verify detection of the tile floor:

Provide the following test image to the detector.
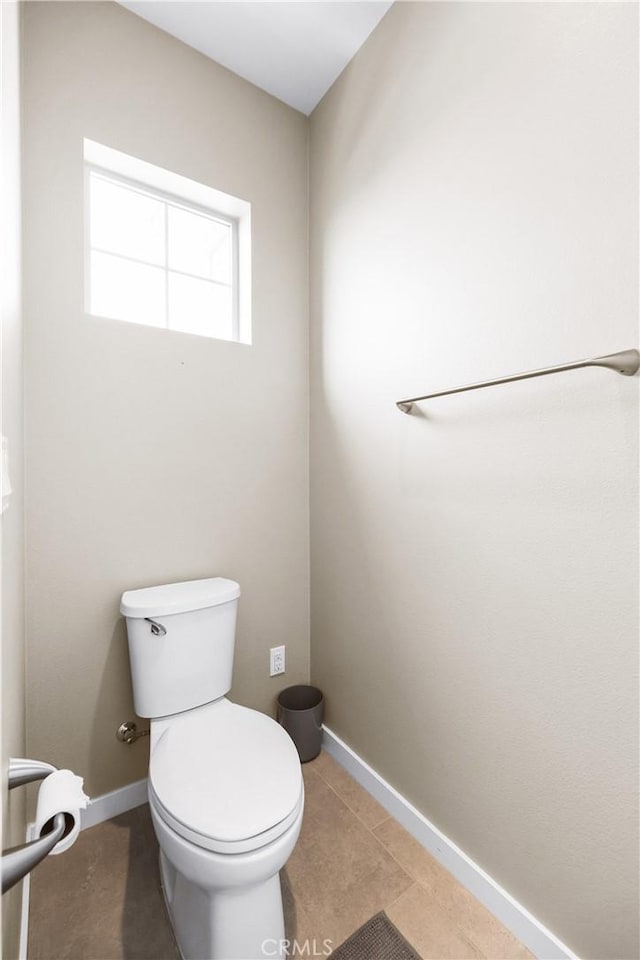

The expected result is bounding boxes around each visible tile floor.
[28,750,533,960]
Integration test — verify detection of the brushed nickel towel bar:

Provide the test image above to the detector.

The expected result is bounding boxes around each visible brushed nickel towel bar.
[396,349,639,414]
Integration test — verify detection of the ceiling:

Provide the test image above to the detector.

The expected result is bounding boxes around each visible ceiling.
[118,1,393,115]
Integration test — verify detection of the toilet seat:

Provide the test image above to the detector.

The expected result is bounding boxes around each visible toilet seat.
[149,782,304,855]
[149,699,303,855]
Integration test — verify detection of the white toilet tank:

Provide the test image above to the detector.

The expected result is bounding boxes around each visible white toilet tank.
[120,578,240,718]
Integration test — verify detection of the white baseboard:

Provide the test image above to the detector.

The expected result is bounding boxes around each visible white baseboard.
[80,777,148,831]
[322,725,578,960]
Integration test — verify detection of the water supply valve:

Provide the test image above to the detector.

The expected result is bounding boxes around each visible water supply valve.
[116,721,150,745]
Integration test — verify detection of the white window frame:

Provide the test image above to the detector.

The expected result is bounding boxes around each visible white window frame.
[83,139,252,344]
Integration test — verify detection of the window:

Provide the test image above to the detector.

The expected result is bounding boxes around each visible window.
[84,141,251,343]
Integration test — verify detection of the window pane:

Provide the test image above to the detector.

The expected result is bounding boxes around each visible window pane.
[91,251,166,328]
[168,206,232,283]
[168,272,233,340]
[90,173,165,266]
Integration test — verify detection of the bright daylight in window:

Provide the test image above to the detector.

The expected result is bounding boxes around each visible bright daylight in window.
[84,143,250,343]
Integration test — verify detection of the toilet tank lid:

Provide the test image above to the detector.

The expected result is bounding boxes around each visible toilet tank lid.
[120,577,240,618]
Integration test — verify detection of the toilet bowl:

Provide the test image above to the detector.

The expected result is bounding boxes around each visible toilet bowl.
[150,790,303,960]
[121,578,304,960]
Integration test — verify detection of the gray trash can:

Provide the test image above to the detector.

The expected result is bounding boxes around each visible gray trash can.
[277,685,324,763]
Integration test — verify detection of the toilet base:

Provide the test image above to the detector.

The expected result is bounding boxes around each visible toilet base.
[150,796,303,960]
[159,850,286,960]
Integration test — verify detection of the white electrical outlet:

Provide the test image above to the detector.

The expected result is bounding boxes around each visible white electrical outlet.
[270,645,286,677]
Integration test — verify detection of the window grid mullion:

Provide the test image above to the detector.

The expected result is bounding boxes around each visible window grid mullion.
[89,245,233,289]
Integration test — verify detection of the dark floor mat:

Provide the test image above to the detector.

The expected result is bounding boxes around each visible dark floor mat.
[330,911,421,960]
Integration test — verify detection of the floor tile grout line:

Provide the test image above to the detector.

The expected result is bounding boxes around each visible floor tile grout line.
[307,764,375,823]
[370,813,392,831]
[384,879,420,913]
[368,823,426,889]
[307,756,394,836]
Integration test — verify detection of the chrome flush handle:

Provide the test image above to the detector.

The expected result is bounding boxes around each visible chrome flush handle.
[144,617,167,637]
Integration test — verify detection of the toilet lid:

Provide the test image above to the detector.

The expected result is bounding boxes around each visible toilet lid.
[149,700,302,849]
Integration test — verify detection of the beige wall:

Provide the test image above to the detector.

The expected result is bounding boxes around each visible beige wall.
[22,1,309,798]
[1,1,26,955]
[309,4,638,959]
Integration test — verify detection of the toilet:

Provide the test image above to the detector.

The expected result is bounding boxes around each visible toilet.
[120,577,304,960]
